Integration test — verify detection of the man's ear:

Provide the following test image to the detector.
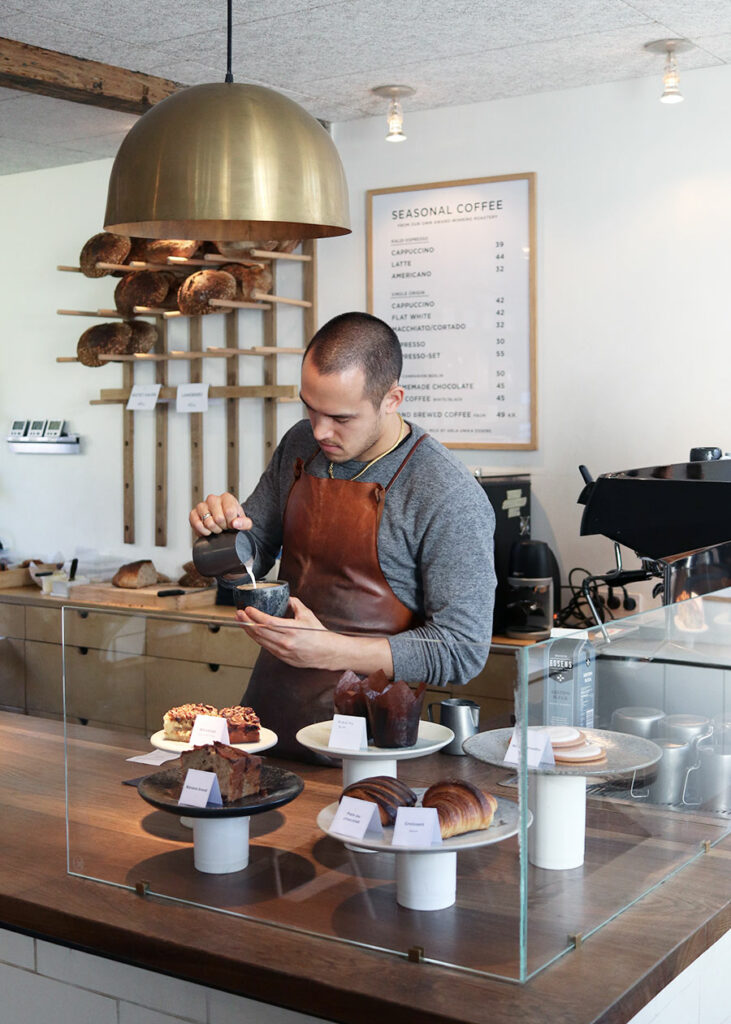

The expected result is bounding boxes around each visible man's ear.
[383,383,405,414]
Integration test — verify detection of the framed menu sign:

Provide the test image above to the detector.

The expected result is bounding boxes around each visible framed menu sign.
[367,173,536,449]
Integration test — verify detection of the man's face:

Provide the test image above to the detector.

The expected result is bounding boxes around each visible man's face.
[300,357,401,463]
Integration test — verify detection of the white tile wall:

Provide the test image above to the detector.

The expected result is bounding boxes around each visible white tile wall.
[0,927,338,1024]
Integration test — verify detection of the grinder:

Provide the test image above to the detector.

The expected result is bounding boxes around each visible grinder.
[505,540,556,640]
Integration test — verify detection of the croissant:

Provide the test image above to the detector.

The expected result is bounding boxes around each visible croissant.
[421,780,498,839]
[341,775,417,825]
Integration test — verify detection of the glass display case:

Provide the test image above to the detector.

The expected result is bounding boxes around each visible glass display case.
[62,588,730,983]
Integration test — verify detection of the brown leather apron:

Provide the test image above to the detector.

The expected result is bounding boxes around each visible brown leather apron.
[243,435,427,762]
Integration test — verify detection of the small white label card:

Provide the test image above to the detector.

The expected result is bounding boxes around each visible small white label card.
[392,806,442,847]
[503,727,555,768]
[126,384,161,411]
[176,382,209,413]
[126,749,179,766]
[189,714,230,746]
[329,795,384,840]
[178,769,223,808]
[329,714,368,750]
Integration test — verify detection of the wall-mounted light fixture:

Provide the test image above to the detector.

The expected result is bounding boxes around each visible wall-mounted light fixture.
[644,39,694,105]
[371,85,416,142]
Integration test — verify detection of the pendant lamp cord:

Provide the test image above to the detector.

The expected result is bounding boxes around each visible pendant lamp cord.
[225,0,234,83]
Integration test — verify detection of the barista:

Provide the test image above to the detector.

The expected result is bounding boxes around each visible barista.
[190,312,496,760]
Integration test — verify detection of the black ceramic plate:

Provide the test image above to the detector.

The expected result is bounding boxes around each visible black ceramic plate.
[137,764,304,819]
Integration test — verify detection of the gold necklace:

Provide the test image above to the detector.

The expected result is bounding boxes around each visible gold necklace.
[328,415,405,481]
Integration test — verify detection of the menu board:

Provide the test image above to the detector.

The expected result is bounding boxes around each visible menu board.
[367,174,536,449]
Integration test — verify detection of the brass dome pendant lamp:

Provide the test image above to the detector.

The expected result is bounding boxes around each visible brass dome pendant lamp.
[104,1,351,241]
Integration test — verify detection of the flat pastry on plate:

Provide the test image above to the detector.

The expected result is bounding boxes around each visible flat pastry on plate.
[422,780,498,839]
[163,703,219,742]
[553,741,606,764]
[219,706,261,743]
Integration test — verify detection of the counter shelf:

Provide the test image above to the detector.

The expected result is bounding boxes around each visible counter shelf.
[59,597,731,983]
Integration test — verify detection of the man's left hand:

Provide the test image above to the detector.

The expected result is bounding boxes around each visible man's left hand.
[235,597,334,669]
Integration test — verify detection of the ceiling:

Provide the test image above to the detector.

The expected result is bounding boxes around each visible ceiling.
[1,0,730,176]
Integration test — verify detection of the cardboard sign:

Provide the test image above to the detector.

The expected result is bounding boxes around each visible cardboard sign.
[126,384,161,411]
[330,796,384,840]
[176,383,209,413]
[503,726,555,768]
[178,769,223,808]
[329,714,368,750]
[189,715,229,746]
[392,807,442,847]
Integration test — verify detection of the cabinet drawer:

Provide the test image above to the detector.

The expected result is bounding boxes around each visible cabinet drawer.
[146,619,259,668]
[144,657,253,735]
[63,606,146,655]
[64,646,147,730]
[0,637,25,711]
[26,605,62,644]
[0,602,25,639]
[26,639,63,715]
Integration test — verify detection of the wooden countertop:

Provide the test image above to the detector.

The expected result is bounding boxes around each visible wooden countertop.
[0,711,728,1024]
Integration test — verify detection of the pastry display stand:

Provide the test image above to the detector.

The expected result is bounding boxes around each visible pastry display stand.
[296,720,454,787]
[150,728,278,828]
[463,728,661,871]
[137,764,303,874]
[317,795,523,911]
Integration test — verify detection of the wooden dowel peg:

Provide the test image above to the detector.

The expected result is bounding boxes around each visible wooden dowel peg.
[203,253,266,268]
[133,305,173,315]
[208,298,271,311]
[57,265,82,273]
[56,356,80,363]
[250,249,311,262]
[251,291,312,308]
[166,256,214,266]
[57,308,124,318]
[207,345,306,356]
[95,260,173,273]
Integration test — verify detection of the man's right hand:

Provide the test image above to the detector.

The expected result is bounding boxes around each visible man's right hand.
[190,493,253,536]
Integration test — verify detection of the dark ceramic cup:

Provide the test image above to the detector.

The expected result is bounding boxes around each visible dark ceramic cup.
[233,580,290,618]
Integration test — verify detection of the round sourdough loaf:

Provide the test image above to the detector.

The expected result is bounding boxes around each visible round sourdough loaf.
[115,271,177,316]
[128,320,159,354]
[177,269,237,315]
[221,262,273,300]
[137,239,199,262]
[77,322,132,367]
[79,232,131,278]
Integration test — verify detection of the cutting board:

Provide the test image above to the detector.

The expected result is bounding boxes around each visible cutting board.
[62,582,217,610]
[0,567,32,589]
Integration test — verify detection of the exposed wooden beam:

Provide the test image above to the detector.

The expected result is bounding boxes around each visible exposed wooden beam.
[0,37,181,115]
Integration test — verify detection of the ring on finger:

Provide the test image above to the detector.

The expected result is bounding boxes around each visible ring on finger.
[201,512,213,521]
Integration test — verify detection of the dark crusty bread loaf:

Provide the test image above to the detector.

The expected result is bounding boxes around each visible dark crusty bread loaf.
[127,320,158,354]
[136,239,199,263]
[112,559,158,589]
[214,239,277,259]
[221,262,273,300]
[341,775,417,825]
[115,271,177,316]
[177,269,237,315]
[79,232,131,277]
[77,322,132,367]
[177,560,214,589]
[422,780,497,839]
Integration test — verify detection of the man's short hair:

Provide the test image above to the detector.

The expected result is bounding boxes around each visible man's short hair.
[304,312,402,406]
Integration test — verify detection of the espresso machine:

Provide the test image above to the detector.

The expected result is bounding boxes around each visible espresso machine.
[577,446,731,605]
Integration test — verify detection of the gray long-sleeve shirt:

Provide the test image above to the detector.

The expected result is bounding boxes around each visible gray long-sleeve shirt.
[237,419,496,686]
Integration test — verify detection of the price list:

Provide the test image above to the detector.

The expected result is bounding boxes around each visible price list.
[367,174,535,449]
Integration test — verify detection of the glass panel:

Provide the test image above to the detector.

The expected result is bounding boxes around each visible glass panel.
[62,590,730,984]
[62,607,524,980]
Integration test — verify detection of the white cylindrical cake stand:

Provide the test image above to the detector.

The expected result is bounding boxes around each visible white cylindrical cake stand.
[528,774,586,870]
[317,797,522,912]
[463,728,662,873]
[395,850,458,910]
[192,816,250,874]
[296,720,455,789]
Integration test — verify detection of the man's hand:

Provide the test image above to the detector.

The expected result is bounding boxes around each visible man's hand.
[235,597,333,668]
[190,492,252,536]
[235,596,395,677]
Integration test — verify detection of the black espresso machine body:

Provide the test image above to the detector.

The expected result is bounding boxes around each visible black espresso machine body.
[577,448,731,603]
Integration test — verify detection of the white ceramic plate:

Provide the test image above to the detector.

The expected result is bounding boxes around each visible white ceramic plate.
[150,726,278,755]
[296,719,454,760]
[316,793,523,854]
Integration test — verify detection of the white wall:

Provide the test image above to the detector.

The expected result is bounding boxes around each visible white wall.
[1,64,729,584]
